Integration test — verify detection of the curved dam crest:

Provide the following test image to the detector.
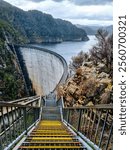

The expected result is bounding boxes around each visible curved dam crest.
[19,46,68,95]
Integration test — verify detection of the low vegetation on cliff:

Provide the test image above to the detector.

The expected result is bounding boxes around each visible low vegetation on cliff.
[0,20,27,101]
[57,29,113,107]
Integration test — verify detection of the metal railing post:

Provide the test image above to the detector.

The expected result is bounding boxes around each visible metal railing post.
[105,123,113,150]
[87,109,93,137]
[33,108,36,123]
[94,110,102,143]
[10,107,16,140]
[1,107,8,145]
[90,109,97,139]
[77,109,82,131]
[0,136,3,150]
[19,108,23,133]
[6,107,12,142]
[98,110,109,148]
[14,107,18,137]
[61,96,64,108]
[84,109,89,135]
[67,109,70,124]
[23,108,27,134]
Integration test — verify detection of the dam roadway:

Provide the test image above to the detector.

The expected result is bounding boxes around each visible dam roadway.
[19,45,68,95]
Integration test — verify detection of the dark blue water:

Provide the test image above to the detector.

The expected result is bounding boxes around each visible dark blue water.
[32,35,97,63]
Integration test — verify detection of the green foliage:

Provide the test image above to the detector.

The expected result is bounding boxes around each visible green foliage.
[0,0,88,43]
[0,20,26,101]
[0,60,25,101]
[0,53,25,100]
[4,72,24,98]
[0,19,27,44]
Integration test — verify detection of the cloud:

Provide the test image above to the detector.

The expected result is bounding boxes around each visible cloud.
[28,0,44,2]
[46,2,113,23]
[26,0,64,2]
[26,0,112,5]
[67,19,113,26]
[71,0,112,6]
[4,0,113,25]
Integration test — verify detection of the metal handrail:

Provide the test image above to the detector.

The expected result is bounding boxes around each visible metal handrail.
[23,97,41,106]
[58,96,113,150]
[0,96,42,150]
[0,101,39,108]
[63,104,113,109]
[7,95,39,104]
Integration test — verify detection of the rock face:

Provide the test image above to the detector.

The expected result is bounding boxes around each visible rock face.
[57,61,112,107]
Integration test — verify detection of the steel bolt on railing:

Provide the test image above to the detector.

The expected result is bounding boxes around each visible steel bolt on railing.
[0,96,41,150]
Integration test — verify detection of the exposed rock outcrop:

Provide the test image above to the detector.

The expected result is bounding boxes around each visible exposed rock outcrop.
[57,61,112,107]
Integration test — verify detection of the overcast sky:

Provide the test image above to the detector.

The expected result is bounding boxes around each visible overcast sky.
[4,0,113,26]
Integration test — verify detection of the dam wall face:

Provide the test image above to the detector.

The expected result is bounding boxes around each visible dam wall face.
[19,47,67,95]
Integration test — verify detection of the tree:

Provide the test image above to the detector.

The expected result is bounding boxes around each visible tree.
[70,51,88,70]
[90,29,113,76]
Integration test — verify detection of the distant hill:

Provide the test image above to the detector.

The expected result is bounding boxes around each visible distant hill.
[76,24,113,35]
[0,0,89,43]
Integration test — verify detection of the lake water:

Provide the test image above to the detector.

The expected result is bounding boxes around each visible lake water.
[32,35,97,63]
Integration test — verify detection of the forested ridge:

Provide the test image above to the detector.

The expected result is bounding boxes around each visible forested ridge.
[0,0,89,43]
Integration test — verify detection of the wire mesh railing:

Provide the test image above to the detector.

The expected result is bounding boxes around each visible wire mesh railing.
[63,105,113,150]
[62,102,113,150]
[0,96,42,150]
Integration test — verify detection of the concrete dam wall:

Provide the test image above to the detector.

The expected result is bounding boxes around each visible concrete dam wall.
[19,46,68,96]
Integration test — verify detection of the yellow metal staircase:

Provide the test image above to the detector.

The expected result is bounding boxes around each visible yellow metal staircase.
[17,93,87,149]
[0,94,113,150]
[18,120,86,149]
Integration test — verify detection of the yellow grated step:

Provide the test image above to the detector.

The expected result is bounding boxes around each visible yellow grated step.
[35,128,67,130]
[39,124,62,126]
[30,132,71,136]
[19,120,85,149]
[39,122,62,125]
[24,141,81,144]
[32,131,69,133]
[31,137,74,140]
[29,134,73,137]
[20,146,82,149]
